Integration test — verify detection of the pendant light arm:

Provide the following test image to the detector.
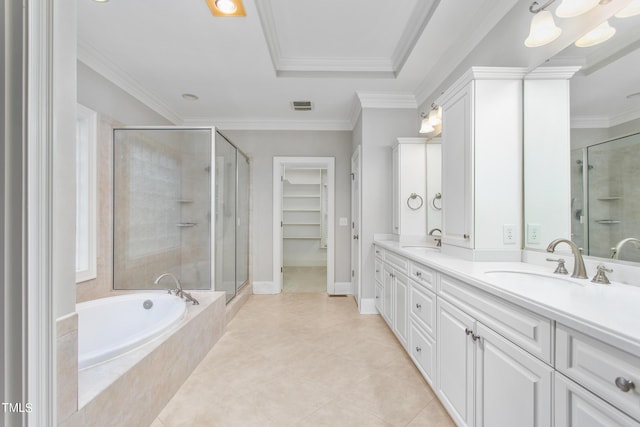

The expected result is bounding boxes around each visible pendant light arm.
[529,0,557,13]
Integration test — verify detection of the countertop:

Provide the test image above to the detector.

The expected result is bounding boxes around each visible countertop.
[374,239,640,356]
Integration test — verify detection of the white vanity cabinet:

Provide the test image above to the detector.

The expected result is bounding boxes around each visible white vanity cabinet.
[408,260,437,385]
[392,138,427,238]
[437,292,553,427]
[438,68,524,257]
[375,246,409,349]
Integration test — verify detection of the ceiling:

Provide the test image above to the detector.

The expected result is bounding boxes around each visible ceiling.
[76,0,519,129]
[77,0,640,131]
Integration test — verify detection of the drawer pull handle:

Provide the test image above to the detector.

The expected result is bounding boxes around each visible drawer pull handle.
[415,303,422,309]
[471,333,481,342]
[416,271,422,277]
[615,377,635,392]
[415,346,422,353]
[465,328,473,336]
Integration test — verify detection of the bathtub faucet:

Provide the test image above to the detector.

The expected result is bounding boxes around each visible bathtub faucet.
[154,273,199,305]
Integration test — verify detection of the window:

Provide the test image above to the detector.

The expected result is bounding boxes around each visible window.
[76,104,97,282]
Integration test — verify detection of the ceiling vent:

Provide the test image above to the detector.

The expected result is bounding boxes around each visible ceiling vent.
[291,101,313,111]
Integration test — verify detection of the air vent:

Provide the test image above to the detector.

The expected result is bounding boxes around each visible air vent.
[291,101,313,111]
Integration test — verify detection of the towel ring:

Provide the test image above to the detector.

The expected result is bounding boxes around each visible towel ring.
[407,193,424,210]
[431,193,442,210]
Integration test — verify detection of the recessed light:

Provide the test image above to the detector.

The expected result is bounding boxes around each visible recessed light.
[205,0,246,17]
[94,0,110,3]
[182,93,199,101]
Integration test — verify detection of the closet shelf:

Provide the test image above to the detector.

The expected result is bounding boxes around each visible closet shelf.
[283,222,321,226]
[597,197,622,201]
[595,220,620,224]
[283,195,320,198]
[284,236,321,240]
[283,209,321,212]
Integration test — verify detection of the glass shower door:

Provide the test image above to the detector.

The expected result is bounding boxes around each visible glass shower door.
[236,152,250,291]
[214,133,237,301]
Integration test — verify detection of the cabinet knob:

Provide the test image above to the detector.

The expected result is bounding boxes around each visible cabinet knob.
[615,377,635,392]
[463,234,470,239]
[375,269,379,273]
[353,234,359,240]
[465,328,473,336]
[415,346,422,353]
[471,333,481,342]
[416,271,422,277]
[375,250,380,254]
[415,303,422,309]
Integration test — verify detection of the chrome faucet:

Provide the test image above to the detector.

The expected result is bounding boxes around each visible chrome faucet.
[154,272,199,305]
[546,239,588,279]
[428,228,442,247]
[611,237,640,259]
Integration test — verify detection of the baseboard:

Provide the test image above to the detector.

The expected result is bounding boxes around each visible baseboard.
[252,281,280,294]
[359,298,379,315]
[333,282,353,295]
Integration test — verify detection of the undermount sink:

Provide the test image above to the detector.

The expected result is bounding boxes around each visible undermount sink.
[483,270,583,286]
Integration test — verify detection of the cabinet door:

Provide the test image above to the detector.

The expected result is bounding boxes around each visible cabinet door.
[555,373,640,427]
[375,282,383,314]
[475,323,553,427]
[437,298,475,427]
[441,81,474,248]
[382,265,394,326]
[393,272,409,348]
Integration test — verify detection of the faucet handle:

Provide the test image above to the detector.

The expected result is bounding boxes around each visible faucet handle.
[546,258,569,275]
[591,264,613,285]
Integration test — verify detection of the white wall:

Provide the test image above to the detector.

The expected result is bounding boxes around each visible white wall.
[222,130,352,285]
[359,108,418,299]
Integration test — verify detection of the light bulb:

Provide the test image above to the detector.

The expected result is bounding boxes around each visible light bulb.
[428,106,442,126]
[575,21,616,48]
[525,11,562,47]
[419,118,434,134]
[555,0,600,18]
[215,0,237,14]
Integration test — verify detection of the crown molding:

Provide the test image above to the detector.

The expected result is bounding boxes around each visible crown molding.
[437,66,528,106]
[256,0,438,78]
[77,42,182,124]
[182,117,353,131]
[356,92,417,109]
[524,66,582,80]
[572,106,640,129]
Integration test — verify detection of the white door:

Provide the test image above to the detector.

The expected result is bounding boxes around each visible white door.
[475,322,553,427]
[351,147,361,307]
[437,298,476,427]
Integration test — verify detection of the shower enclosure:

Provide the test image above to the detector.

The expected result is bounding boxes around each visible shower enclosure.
[113,127,249,301]
[571,132,640,262]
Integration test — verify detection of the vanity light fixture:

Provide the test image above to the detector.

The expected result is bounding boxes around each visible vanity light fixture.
[525,9,562,47]
[555,0,600,18]
[615,0,640,18]
[205,0,246,17]
[419,116,435,134]
[427,104,442,127]
[575,20,616,47]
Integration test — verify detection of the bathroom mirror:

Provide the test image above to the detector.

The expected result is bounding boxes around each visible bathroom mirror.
[524,12,640,264]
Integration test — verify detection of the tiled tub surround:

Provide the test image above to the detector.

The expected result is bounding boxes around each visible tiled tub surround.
[59,291,226,427]
[374,239,640,426]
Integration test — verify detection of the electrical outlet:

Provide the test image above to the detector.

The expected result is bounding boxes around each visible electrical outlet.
[527,223,541,244]
[503,224,516,244]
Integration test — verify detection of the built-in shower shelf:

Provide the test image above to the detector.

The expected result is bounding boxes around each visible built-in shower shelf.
[597,197,622,201]
[595,220,620,224]
[176,222,197,227]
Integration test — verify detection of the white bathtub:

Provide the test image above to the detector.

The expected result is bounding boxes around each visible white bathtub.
[77,293,187,369]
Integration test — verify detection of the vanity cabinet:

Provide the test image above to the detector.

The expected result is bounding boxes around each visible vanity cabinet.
[375,247,409,349]
[392,138,427,238]
[438,68,524,257]
[436,297,553,427]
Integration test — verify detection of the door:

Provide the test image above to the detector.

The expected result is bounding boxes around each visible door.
[351,147,361,306]
[475,323,553,427]
[437,298,476,427]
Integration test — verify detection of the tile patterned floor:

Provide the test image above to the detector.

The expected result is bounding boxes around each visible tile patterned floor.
[152,293,454,427]
[283,267,327,293]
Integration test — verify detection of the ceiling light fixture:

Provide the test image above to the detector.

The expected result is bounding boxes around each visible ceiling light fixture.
[615,0,640,18]
[205,0,246,17]
[574,20,616,47]
[555,0,600,18]
[525,8,562,47]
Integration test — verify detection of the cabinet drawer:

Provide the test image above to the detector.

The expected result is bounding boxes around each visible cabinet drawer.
[375,259,383,283]
[410,284,436,337]
[384,251,408,274]
[556,324,640,421]
[410,321,436,387]
[439,274,552,364]
[408,261,435,292]
[555,373,640,427]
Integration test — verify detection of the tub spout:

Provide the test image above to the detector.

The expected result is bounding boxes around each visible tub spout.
[155,272,185,298]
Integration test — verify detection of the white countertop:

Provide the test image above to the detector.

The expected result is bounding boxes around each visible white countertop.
[375,240,640,356]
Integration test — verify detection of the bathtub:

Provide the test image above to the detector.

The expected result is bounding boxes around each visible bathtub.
[77,293,187,369]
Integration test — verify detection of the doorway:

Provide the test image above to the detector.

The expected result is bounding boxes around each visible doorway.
[273,157,335,294]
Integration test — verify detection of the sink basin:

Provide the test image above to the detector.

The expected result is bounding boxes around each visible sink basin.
[483,270,583,286]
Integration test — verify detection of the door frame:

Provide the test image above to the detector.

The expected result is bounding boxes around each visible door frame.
[273,157,335,294]
[351,146,362,308]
